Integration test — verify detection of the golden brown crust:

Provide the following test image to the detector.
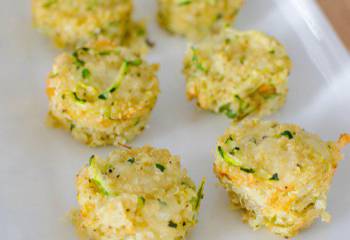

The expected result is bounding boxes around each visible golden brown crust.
[337,133,350,149]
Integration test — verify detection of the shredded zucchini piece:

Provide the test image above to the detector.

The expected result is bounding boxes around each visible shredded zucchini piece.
[217,146,241,166]
[89,156,112,196]
[194,178,205,211]
[177,0,192,6]
[98,61,129,100]
[72,92,86,105]
[98,59,142,100]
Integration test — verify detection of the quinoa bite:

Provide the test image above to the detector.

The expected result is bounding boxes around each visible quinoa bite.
[73,146,205,240]
[214,119,350,237]
[157,0,244,40]
[32,0,149,52]
[183,29,292,120]
[46,41,159,146]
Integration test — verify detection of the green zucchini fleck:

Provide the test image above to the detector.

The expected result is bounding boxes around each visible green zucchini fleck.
[126,59,142,66]
[177,0,192,6]
[42,0,57,8]
[280,130,293,139]
[194,178,205,211]
[191,47,208,72]
[89,156,112,196]
[269,173,279,181]
[219,103,237,119]
[138,196,146,207]
[218,146,255,174]
[217,146,241,166]
[240,167,255,173]
[72,92,86,104]
[168,220,178,228]
[82,68,91,79]
[72,51,85,69]
[98,59,142,100]
[155,163,165,172]
[239,56,246,64]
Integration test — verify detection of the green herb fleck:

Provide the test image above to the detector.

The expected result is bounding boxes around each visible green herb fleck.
[177,0,192,5]
[280,130,293,139]
[216,13,223,20]
[50,72,59,78]
[137,28,146,36]
[217,146,225,159]
[240,167,255,173]
[269,173,279,181]
[225,136,234,144]
[43,0,57,8]
[72,51,85,69]
[107,21,119,29]
[89,155,95,165]
[229,146,240,155]
[126,59,142,66]
[70,123,75,131]
[196,63,207,72]
[240,56,246,64]
[134,118,141,126]
[99,51,111,56]
[72,92,86,104]
[127,158,135,164]
[138,196,146,206]
[168,220,178,228]
[155,163,165,172]
[219,103,237,119]
[191,47,208,72]
[158,199,167,206]
[82,68,91,79]
[98,93,108,100]
[99,49,119,56]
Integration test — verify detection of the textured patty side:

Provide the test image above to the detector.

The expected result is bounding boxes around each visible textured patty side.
[32,0,150,53]
[47,41,159,146]
[157,0,244,40]
[184,29,292,120]
[214,119,348,237]
[74,146,205,240]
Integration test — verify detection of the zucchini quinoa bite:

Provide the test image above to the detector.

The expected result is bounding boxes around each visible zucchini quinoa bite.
[32,0,148,51]
[46,41,159,146]
[157,0,244,40]
[183,29,292,120]
[214,119,350,238]
[73,146,205,240]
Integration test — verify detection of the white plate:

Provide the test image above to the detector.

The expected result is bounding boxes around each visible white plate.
[1,0,349,239]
